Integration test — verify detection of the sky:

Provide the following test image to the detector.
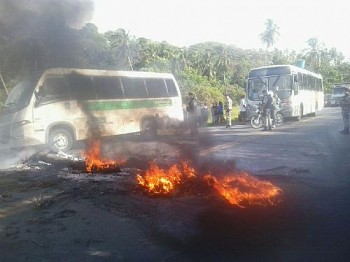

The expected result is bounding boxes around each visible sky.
[92,0,350,60]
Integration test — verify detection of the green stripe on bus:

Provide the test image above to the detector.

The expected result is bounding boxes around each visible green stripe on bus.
[87,99,173,111]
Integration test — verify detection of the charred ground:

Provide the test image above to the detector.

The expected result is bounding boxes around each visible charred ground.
[1,139,350,261]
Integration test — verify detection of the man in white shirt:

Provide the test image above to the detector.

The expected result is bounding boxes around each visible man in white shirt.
[239,95,247,123]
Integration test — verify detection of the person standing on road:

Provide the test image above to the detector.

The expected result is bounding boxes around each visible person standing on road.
[261,89,273,131]
[269,91,276,128]
[239,94,247,123]
[217,101,224,124]
[271,92,281,127]
[339,89,350,134]
[225,94,233,128]
[186,92,198,135]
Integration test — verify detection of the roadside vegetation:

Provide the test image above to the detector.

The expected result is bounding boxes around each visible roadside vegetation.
[1,18,349,110]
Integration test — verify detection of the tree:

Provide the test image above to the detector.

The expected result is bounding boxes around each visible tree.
[214,45,233,86]
[104,28,134,70]
[260,19,280,50]
[260,19,279,64]
[303,37,324,70]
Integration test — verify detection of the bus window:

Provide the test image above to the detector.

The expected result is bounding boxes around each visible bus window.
[38,77,70,104]
[68,74,96,100]
[3,77,37,113]
[146,78,168,98]
[166,79,178,97]
[94,76,124,99]
[121,77,148,98]
[247,78,266,100]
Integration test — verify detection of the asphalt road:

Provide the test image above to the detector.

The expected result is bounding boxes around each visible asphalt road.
[197,107,350,181]
[1,107,350,261]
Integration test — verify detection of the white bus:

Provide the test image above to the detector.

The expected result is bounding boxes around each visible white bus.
[0,68,184,152]
[246,64,324,120]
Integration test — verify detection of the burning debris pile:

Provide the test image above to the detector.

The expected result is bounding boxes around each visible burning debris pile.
[136,161,196,195]
[136,160,283,208]
[43,135,283,208]
[83,139,125,173]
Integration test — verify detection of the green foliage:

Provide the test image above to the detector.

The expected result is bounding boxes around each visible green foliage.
[1,21,350,109]
[177,68,224,105]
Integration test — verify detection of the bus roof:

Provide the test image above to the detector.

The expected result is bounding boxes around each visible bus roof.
[248,64,322,79]
[42,68,176,79]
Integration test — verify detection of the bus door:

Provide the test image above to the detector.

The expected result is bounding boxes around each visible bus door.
[33,76,73,143]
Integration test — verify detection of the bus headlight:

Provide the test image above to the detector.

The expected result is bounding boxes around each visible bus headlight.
[13,120,31,128]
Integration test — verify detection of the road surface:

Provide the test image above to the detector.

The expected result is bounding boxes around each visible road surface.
[0,107,349,261]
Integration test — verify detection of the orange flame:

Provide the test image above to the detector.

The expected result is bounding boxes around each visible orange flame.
[204,172,282,207]
[83,139,122,173]
[137,161,283,207]
[136,161,196,195]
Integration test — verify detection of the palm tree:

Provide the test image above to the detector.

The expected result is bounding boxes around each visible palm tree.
[214,46,233,86]
[201,51,214,80]
[303,37,324,70]
[260,19,279,50]
[260,19,279,64]
[105,28,134,70]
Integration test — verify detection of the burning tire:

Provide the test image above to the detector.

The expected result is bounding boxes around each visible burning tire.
[140,118,157,139]
[48,127,74,153]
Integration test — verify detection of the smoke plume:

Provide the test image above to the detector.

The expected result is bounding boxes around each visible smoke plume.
[0,0,94,34]
[0,0,95,72]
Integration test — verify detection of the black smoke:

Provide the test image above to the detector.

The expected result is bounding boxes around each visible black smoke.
[0,0,95,76]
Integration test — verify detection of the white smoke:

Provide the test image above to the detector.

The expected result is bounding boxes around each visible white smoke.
[0,143,38,170]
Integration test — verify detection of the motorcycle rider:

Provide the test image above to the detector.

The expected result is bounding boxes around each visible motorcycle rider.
[261,89,273,131]
[270,91,280,128]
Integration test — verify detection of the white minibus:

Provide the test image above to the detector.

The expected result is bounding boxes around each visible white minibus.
[0,68,184,152]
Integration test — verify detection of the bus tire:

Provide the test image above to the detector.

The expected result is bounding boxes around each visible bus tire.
[48,127,74,153]
[140,118,157,139]
[310,103,318,117]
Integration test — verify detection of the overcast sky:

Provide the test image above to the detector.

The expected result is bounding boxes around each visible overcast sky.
[92,0,350,60]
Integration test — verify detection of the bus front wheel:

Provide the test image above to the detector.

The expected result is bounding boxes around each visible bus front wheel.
[48,128,74,153]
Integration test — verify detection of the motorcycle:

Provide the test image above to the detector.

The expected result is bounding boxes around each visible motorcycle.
[250,104,284,129]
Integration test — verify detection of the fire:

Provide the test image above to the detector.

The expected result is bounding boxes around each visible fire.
[136,161,283,207]
[204,172,282,207]
[136,161,196,195]
[83,139,122,173]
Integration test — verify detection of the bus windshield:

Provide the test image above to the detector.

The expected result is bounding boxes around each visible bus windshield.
[247,75,292,101]
[2,77,37,114]
[332,87,346,95]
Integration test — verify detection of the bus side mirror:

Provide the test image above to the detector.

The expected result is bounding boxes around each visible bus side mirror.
[34,88,44,107]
